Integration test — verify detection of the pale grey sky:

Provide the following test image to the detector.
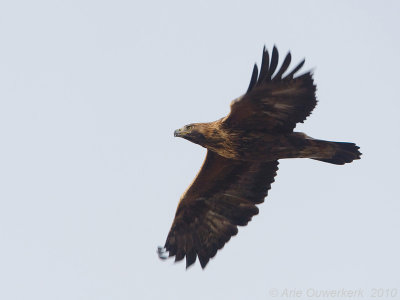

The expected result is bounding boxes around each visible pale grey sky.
[0,1,399,300]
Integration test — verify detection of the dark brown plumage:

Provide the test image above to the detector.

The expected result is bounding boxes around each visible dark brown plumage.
[158,46,361,269]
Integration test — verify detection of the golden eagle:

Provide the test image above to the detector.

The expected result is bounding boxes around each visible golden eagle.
[158,46,361,269]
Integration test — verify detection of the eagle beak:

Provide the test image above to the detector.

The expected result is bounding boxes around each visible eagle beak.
[174,128,187,137]
[174,129,180,137]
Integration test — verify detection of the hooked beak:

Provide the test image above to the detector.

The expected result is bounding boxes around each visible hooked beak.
[174,128,187,137]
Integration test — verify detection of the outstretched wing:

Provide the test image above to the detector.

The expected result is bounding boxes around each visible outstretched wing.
[223,46,317,133]
[159,151,278,269]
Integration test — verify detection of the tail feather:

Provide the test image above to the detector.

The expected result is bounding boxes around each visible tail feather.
[312,141,362,165]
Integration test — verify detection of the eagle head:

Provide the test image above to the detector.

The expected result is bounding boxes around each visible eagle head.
[174,123,207,145]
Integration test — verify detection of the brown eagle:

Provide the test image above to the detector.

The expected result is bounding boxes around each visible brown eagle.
[158,46,361,269]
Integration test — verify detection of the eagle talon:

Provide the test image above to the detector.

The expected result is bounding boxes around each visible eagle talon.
[157,246,168,260]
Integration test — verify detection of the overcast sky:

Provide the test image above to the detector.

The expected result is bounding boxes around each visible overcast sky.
[0,1,399,300]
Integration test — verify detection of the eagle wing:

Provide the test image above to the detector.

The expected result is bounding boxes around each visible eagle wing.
[160,150,278,269]
[223,46,317,133]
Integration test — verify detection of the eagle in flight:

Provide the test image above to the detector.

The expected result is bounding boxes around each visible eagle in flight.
[158,46,361,269]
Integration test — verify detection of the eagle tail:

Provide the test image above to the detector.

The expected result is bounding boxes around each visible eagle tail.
[312,141,362,165]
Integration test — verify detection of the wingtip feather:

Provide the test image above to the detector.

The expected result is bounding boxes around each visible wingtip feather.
[247,63,259,92]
